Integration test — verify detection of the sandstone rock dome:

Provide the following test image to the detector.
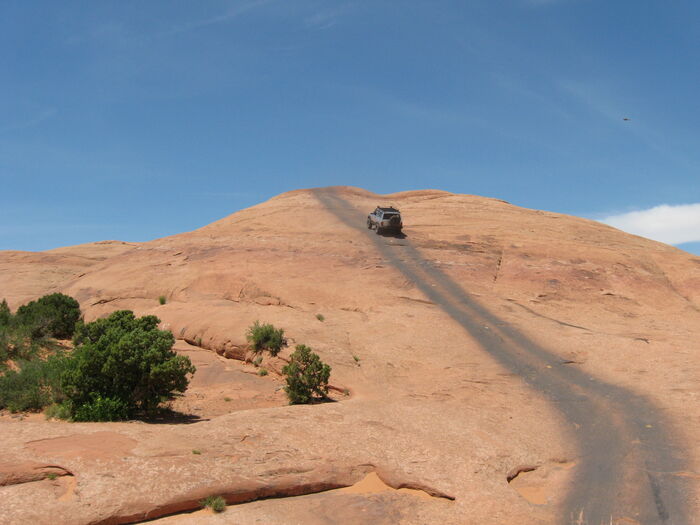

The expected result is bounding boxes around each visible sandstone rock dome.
[1,187,698,524]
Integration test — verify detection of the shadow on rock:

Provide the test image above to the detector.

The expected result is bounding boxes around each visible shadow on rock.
[142,409,208,425]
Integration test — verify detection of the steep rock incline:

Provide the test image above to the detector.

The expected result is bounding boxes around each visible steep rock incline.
[0,187,698,524]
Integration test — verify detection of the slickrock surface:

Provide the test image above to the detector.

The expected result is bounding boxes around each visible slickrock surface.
[1,186,698,524]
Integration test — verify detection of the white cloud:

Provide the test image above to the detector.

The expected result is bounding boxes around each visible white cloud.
[159,0,274,37]
[0,108,57,134]
[304,4,355,30]
[524,0,573,6]
[601,203,700,245]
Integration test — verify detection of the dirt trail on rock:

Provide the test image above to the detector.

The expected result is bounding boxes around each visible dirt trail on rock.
[314,188,691,524]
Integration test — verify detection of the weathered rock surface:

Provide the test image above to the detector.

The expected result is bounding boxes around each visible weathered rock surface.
[0,187,698,524]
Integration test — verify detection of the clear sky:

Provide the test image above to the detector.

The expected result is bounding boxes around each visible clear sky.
[2,1,699,254]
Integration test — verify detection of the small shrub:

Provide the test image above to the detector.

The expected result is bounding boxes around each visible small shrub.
[15,293,81,339]
[353,355,360,364]
[282,345,331,405]
[72,395,130,422]
[0,355,68,412]
[201,495,226,513]
[44,402,72,420]
[196,337,202,347]
[316,313,325,322]
[223,397,232,402]
[158,295,167,305]
[246,321,285,357]
[252,356,263,367]
[0,295,80,413]
[0,323,42,363]
[258,368,268,376]
[46,472,58,481]
[0,299,11,328]
[192,449,202,455]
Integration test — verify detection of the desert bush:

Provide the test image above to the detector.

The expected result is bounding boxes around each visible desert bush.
[158,295,167,305]
[201,495,226,513]
[0,295,82,414]
[0,333,7,365]
[282,345,331,404]
[316,313,325,322]
[0,323,44,363]
[44,401,72,420]
[63,310,196,419]
[246,321,286,357]
[1,295,82,367]
[72,395,130,422]
[0,299,11,328]
[15,293,81,339]
[0,354,68,412]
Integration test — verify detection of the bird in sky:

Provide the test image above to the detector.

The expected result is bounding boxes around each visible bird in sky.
[623,117,631,121]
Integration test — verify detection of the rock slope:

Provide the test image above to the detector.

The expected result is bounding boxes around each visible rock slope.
[1,187,698,524]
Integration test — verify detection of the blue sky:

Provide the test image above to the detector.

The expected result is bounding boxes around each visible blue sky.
[1,1,699,254]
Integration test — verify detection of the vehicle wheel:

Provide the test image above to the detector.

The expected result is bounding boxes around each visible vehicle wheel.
[375,226,382,235]
[367,218,372,229]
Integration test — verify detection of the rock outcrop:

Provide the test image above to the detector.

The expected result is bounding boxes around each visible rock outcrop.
[0,187,698,524]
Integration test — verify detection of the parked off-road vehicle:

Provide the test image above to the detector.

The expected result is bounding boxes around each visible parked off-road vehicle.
[367,206,403,235]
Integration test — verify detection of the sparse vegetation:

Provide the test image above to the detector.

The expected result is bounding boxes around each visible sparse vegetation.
[223,396,232,402]
[46,472,58,481]
[201,495,226,513]
[282,345,331,405]
[246,321,286,357]
[0,323,44,365]
[0,354,68,412]
[258,368,268,376]
[353,355,360,364]
[316,313,325,322]
[0,296,79,412]
[192,449,202,455]
[44,402,72,420]
[158,295,167,305]
[252,356,262,367]
[0,299,11,327]
[0,298,196,422]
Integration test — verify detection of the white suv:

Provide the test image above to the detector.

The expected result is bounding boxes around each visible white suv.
[367,207,403,235]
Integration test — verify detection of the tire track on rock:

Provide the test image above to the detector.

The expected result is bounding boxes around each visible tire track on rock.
[314,188,691,525]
